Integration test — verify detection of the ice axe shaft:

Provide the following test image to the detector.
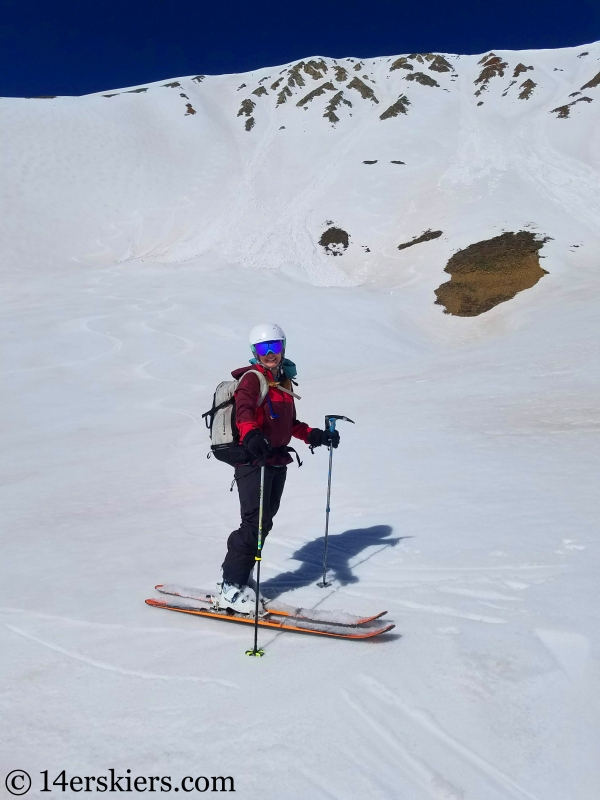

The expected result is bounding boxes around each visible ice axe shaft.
[317,415,355,588]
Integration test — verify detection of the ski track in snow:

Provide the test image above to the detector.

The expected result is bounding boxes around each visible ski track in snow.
[350,676,541,800]
[2,622,238,688]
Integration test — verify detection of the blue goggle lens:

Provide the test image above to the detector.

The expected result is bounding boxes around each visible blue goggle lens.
[254,339,284,357]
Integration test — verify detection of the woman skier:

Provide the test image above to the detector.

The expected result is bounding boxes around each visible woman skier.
[215,322,339,613]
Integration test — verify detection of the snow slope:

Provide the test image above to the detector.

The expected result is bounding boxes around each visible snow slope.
[1,42,600,800]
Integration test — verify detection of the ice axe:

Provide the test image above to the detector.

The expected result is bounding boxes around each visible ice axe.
[317,415,355,588]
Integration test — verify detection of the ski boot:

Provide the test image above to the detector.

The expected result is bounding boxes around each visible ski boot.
[214,580,256,615]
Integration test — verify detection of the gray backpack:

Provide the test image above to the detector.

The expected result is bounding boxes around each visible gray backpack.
[202,370,269,465]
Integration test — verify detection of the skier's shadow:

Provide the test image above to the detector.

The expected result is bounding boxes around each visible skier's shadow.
[261,525,404,600]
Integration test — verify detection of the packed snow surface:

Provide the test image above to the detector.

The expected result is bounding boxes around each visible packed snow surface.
[1,40,600,800]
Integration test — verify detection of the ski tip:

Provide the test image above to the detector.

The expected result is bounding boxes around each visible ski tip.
[155,584,164,590]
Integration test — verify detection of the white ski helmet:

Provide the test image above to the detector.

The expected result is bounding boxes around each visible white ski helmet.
[249,322,286,348]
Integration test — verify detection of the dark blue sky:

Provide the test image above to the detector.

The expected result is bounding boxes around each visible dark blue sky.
[2,0,599,97]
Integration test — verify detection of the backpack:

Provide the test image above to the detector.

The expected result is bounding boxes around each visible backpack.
[202,370,269,466]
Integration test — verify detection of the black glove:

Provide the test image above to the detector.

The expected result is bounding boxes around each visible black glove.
[243,429,272,460]
[307,428,340,450]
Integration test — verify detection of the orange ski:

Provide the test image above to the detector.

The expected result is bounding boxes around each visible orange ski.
[155,584,387,626]
[145,598,395,639]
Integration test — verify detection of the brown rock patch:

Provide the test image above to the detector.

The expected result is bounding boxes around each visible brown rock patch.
[347,77,379,103]
[428,55,453,72]
[518,79,536,99]
[319,227,350,256]
[323,90,352,123]
[513,63,533,78]
[434,231,549,316]
[474,55,508,96]
[398,229,442,250]
[405,72,439,87]
[297,81,335,107]
[277,86,292,106]
[581,71,600,90]
[380,95,411,119]
[304,59,328,79]
[237,99,256,117]
[390,57,413,72]
[551,96,593,118]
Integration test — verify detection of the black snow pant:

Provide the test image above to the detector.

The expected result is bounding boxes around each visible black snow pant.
[221,464,287,586]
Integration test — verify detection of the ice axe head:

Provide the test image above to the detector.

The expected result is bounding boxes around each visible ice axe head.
[325,414,355,432]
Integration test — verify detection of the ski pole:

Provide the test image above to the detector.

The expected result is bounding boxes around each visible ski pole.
[246,463,266,657]
[317,415,355,588]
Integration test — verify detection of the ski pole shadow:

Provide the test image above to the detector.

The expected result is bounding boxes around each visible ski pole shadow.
[261,524,406,600]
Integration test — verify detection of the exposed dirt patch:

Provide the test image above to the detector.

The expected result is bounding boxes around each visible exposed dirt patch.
[180,93,189,99]
[519,79,537,99]
[319,227,350,256]
[551,96,593,118]
[258,75,271,84]
[513,63,533,78]
[353,61,364,71]
[252,86,268,97]
[103,94,118,98]
[391,160,405,164]
[334,65,349,82]
[581,71,600,90]
[237,84,247,90]
[31,95,57,99]
[245,117,255,132]
[162,82,180,88]
[126,87,148,93]
[578,51,589,57]
[192,76,204,84]
[570,91,581,97]
[363,160,378,164]
[347,77,379,103]
[323,90,352,123]
[297,81,335,107]
[271,77,284,91]
[185,103,196,115]
[434,231,549,316]
[398,229,442,250]
[380,95,411,119]
[237,99,256,117]
[428,55,453,72]
[390,57,413,71]
[405,72,439,87]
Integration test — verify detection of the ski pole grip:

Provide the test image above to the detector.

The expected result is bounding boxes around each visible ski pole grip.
[325,414,355,432]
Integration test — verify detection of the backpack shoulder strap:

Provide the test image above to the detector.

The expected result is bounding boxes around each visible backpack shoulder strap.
[238,369,269,406]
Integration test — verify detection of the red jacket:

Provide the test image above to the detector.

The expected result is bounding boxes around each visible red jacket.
[232,365,312,466]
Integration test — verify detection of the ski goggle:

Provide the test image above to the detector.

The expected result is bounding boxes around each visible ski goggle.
[253,339,285,357]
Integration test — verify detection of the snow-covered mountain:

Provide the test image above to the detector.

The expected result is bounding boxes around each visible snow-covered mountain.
[3,41,600,292]
[1,43,600,800]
